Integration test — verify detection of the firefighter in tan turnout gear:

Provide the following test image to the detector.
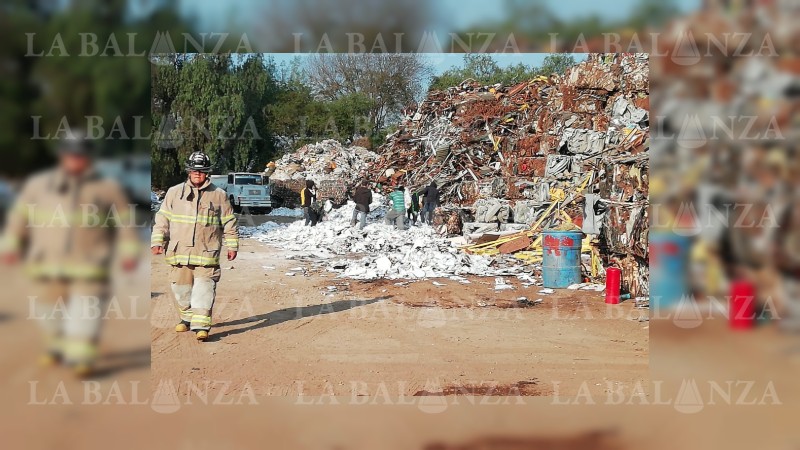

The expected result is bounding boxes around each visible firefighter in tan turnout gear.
[0,133,140,377]
[151,151,238,341]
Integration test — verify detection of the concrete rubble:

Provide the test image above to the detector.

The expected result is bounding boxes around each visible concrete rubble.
[270,139,378,183]
[240,195,532,281]
[268,140,378,207]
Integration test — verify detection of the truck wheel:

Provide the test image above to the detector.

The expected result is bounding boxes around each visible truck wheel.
[264,207,272,214]
[230,196,241,213]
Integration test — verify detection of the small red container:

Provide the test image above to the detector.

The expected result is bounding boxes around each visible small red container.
[605,267,621,304]
[729,280,756,329]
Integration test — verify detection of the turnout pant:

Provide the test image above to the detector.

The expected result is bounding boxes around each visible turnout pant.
[31,279,108,365]
[384,209,406,230]
[169,264,221,331]
[303,207,311,226]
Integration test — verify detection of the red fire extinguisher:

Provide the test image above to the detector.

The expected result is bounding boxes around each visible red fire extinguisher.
[605,267,621,304]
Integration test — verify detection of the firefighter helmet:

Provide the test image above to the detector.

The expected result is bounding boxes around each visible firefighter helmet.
[185,151,212,172]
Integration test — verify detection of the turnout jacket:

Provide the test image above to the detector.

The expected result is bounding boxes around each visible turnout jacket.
[151,178,238,266]
[1,167,140,280]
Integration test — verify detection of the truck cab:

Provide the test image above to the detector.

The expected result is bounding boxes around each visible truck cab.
[210,172,272,214]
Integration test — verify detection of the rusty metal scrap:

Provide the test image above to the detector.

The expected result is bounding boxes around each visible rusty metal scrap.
[352,53,650,282]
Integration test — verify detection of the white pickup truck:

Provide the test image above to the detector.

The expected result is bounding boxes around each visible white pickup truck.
[210,172,273,214]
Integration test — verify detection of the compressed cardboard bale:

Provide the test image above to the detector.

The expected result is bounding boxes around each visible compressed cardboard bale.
[564,59,621,91]
[507,179,549,203]
[474,198,511,223]
[512,200,543,225]
[463,222,501,236]
[433,207,463,236]
[558,129,607,155]
[620,53,649,92]
[317,179,349,206]
[269,179,304,208]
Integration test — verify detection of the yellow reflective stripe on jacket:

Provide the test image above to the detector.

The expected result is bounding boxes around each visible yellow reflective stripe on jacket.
[25,263,108,279]
[157,209,221,226]
[221,214,236,224]
[164,254,220,266]
[224,238,239,248]
[151,232,166,246]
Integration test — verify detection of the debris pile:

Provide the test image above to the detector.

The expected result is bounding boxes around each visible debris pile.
[241,196,529,281]
[267,207,304,217]
[270,139,377,183]
[248,54,649,295]
[362,53,650,295]
[268,140,378,207]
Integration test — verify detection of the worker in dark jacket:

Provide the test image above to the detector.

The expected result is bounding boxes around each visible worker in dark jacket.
[350,182,373,230]
[300,180,316,226]
[420,181,440,225]
[405,187,421,226]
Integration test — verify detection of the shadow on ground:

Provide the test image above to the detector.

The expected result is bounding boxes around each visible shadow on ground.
[207,296,392,342]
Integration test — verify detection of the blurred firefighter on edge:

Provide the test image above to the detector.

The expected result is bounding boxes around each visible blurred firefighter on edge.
[0,132,140,377]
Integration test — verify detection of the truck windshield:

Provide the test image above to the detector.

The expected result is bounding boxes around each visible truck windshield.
[235,175,263,185]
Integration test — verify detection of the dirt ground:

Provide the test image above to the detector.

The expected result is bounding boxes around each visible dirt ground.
[151,236,649,398]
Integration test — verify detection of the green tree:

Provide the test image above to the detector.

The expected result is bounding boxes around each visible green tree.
[152,54,280,188]
[305,54,431,136]
[538,53,577,76]
[0,0,190,177]
[429,54,540,91]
